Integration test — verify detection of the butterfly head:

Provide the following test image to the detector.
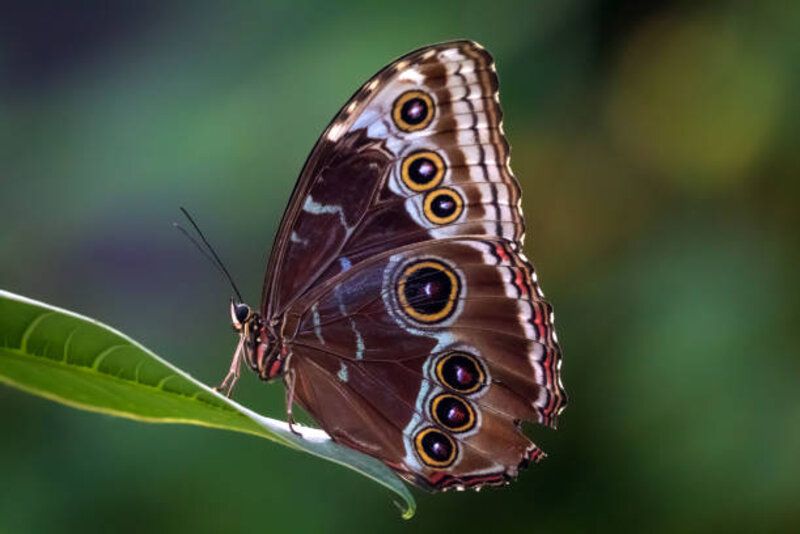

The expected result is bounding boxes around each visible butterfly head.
[229,299,261,367]
[230,300,254,332]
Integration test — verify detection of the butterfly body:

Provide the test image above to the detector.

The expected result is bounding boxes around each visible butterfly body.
[227,40,566,491]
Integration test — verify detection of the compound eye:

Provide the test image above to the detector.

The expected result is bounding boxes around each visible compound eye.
[231,303,251,328]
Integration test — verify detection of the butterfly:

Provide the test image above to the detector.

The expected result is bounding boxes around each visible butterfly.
[220,40,566,491]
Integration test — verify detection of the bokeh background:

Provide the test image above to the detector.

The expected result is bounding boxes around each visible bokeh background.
[2,1,799,532]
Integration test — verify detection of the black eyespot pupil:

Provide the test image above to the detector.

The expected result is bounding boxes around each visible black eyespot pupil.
[431,194,457,218]
[403,267,452,315]
[423,280,442,299]
[448,405,466,424]
[401,98,428,125]
[409,157,436,185]
[455,366,474,386]
[441,354,481,391]
[435,396,470,429]
[422,430,453,461]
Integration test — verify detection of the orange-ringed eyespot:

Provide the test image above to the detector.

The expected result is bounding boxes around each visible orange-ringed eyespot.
[397,260,459,323]
[415,427,457,468]
[423,187,463,225]
[430,394,476,433]
[393,90,435,132]
[435,352,486,394]
[401,151,445,192]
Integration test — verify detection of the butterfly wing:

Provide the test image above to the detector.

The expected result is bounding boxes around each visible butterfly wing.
[265,40,566,489]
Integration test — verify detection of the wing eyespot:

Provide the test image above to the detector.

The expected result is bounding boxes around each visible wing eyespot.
[434,351,487,395]
[396,259,460,323]
[400,151,445,192]
[414,427,457,468]
[430,393,476,433]
[423,187,463,225]
[392,90,435,132]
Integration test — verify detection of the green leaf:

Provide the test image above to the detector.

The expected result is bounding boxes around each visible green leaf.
[0,289,415,519]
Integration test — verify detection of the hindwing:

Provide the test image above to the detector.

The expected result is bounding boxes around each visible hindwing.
[286,238,565,489]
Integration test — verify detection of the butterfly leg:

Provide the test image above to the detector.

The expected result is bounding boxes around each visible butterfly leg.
[283,368,302,437]
[215,337,244,397]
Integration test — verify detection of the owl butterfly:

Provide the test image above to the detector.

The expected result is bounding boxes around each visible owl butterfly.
[223,40,566,491]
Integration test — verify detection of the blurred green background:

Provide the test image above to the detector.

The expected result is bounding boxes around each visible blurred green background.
[2,1,799,532]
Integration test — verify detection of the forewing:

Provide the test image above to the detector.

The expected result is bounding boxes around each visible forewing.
[262,40,521,317]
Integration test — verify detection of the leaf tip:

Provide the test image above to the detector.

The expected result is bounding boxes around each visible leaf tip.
[394,498,416,520]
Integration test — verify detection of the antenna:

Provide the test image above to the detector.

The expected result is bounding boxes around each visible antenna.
[174,207,245,303]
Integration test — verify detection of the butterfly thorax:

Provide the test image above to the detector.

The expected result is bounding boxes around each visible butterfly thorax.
[250,317,288,381]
